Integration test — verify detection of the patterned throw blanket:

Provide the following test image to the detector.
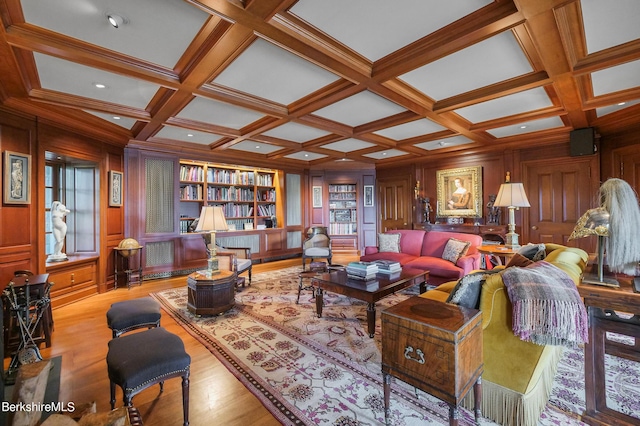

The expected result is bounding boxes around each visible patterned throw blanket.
[501,261,588,347]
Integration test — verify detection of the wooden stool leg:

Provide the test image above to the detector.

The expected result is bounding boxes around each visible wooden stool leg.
[110,381,116,409]
[474,377,482,421]
[182,373,190,426]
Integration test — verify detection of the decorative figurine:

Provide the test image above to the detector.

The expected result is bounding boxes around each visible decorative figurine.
[486,194,501,224]
[422,197,433,224]
[47,201,70,262]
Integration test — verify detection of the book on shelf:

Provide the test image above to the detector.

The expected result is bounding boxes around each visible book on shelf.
[347,273,377,281]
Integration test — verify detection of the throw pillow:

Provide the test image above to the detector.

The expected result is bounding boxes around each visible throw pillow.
[446,269,500,309]
[378,233,401,253]
[506,253,534,268]
[517,243,546,261]
[442,238,471,264]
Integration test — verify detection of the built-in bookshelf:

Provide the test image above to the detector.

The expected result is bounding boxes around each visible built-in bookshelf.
[179,160,278,233]
[328,184,357,235]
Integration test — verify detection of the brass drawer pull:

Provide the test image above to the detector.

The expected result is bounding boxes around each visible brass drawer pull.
[404,346,425,364]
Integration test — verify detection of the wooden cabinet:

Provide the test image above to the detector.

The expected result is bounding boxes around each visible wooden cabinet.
[422,223,508,244]
[46,256,98,308]
[382,296,483,425]
[179,160,279,232]
[187,270,236,316]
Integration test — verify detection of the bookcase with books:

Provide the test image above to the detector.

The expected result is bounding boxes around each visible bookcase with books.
[179,160,279,233]
[328,184,357,235]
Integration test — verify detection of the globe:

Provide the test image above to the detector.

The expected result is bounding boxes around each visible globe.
[118,238,141,257]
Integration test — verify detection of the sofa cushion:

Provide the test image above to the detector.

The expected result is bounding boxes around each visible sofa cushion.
[420,231,482,258]
[378,233,401,253]
[442,238,470,264]
[359,252,417,266]
[517,243,546,261]
[406,256,464,280]
[446,269,500,309]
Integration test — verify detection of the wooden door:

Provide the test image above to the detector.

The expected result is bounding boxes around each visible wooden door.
[523,156,599,252]
[616,145,640,190]
[377,178,412,231]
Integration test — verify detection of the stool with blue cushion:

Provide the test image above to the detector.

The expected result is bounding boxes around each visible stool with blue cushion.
[106,327,191,425]
[106,297,161,338]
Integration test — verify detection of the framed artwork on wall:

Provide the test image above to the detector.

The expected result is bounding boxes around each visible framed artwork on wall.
[364,185,374,207]
[109,170,123,207]
[3,150,31,205]
[436,165,483,218]
[312,186,322,208]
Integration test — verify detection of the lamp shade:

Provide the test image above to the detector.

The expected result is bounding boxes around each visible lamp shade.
[194,206,228,232]
[493,182,531,208]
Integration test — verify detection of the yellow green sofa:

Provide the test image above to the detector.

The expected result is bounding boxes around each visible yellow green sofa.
[420,243,588,426]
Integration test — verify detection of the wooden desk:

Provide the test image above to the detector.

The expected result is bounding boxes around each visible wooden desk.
[578,277,640,426]
[187,270,236,316]
[382,297,483,425]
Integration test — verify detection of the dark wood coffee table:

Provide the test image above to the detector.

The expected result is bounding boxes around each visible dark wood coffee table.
[312,267,428,337]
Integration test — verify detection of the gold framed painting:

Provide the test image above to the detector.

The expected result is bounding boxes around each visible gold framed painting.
[3,150,31,204]
[436,166,483,218]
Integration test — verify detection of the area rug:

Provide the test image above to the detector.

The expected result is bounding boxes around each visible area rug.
[151,267,640,425]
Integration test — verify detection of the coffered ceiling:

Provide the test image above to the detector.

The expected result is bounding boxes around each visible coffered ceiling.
[1,0,640,168]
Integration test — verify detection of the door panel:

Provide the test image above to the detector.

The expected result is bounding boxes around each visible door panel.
[378,178,411,231]
[524,157,597,253]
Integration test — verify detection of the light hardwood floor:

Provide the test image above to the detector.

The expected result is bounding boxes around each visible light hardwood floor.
[35,254,357,425]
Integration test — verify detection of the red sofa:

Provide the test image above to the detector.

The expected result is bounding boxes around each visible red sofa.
[360,229,483,286]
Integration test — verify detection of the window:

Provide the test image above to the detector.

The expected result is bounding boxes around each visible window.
[44,163,63,256]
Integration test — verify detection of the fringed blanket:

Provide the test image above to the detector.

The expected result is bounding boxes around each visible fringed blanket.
[501,261,588,347]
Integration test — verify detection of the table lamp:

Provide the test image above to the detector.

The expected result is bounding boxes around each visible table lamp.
[493,172,530,249]
[195,206,228,275]
[568,207,619,287]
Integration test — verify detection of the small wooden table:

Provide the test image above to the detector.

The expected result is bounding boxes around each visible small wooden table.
[477,244,517,268]
[312,267,428,337]
[187,270,237,316]
[578,276,640,426]
[382,296,483,426]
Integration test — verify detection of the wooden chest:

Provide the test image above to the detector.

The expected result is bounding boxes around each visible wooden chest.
[382,296,483,406]
[187,270,236,316]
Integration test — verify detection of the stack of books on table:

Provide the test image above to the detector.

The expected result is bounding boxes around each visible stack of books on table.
[372,260,402,274]
[346,262,379,280]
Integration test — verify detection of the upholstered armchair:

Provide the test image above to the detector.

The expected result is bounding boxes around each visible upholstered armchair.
[302,226,332,270]
[216,245,252,286]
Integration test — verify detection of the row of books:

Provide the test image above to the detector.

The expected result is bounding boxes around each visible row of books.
[346,261,378,281]
[180,165,204,182]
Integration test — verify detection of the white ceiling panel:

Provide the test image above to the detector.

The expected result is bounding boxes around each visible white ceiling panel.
[591,60,640,97]
[487,116,565,138]
[400,31,533,101]
[155,126,223,144]
[284,151,328,161]
[84,111,137,129]
[289,0,492,61]
[312,91,406,126]
[455,87,553,123]
[22,0,208,68]
[176,97,264,129]
[582,0,640,54]
[228,141,283,154]
[320,138,376,153]
[414,135,473,151]
[262,122,331,143]
[362,149,409,160]
[34,53,159,109]
[373,118,447,140]
[596,99,640,117]
[213,38,339,105]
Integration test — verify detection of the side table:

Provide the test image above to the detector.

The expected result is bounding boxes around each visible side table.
[114,246,144,289]
[578,277,640,426]
[476,244,517,269]
[187,270,237,316]
[382,296,483,425]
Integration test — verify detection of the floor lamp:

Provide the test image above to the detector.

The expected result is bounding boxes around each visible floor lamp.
[493,172,530,249]
[195,206,228,276]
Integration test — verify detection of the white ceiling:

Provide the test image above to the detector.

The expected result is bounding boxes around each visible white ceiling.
[2,0,640,168]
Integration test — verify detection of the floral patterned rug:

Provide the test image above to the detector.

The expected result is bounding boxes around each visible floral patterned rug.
[152,267,640,425]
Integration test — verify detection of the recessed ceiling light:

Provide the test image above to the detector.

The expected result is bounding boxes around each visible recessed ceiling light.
[187,133,193,137]
[382,152,387,156]
[618,102,626,106]
[520,125,527,129]
[94,83,106,89]
[304,154,309,157]
[255,145,260,149]
[439,141,447,146]
[113,116,120,120]
[107,14,125,28]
